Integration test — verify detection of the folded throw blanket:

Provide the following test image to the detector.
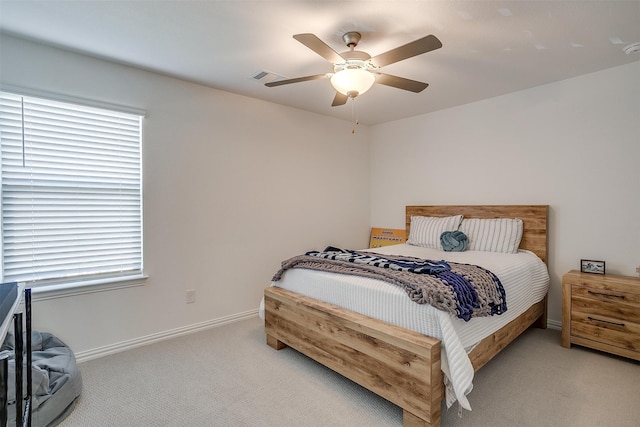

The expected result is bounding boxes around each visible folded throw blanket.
[272,248,506,321]
[307,246,451,274]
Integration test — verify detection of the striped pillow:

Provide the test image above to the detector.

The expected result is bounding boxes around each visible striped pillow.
[460,218,523,254]
[407,215,463,249]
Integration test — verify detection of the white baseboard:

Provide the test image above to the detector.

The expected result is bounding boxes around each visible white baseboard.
[547,319,562,330]
[74,309,259,363]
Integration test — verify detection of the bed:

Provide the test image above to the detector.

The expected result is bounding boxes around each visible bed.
[263,205,549,426]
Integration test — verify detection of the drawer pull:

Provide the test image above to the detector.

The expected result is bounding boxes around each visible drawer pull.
[587,290,625,299]
[587,317,625,328]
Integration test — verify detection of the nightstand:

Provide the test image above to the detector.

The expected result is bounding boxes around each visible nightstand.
[562,270,640,361]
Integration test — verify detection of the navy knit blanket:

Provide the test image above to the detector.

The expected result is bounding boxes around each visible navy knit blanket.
[272,248,507,321]
[307,246,452,274]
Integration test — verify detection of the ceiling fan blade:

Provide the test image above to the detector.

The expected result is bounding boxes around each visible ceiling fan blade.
[371,35,442,68]
[374,73,429,93]
[331,92,349,107]
[293,33,344,63]
[264,74,328,87]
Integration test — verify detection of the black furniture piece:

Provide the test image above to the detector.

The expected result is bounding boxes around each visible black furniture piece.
[0,283,32,427]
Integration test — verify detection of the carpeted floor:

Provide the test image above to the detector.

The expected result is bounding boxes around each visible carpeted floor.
[58,316,640,426]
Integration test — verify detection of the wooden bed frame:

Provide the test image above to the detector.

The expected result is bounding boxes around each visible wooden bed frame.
[264,205,548,426]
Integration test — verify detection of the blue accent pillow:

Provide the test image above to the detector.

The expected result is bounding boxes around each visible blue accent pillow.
[440,230,468,252]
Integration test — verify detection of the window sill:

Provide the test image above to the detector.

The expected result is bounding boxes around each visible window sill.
[30,274,148,301]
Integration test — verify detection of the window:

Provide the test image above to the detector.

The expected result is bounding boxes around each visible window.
[0,91,143,287]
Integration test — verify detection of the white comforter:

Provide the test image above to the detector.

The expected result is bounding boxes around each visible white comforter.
[262,244,549,411]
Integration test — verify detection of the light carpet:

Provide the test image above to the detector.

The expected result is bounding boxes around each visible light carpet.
[58,316,640,426]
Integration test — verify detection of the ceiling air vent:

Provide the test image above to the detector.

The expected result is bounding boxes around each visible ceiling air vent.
[250,70,287,84]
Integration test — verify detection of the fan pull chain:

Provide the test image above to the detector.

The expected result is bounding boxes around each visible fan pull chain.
[351,96,360,134]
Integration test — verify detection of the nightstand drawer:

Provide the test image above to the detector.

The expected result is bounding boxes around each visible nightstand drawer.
[571,311,640,352]
[571,285,640,323]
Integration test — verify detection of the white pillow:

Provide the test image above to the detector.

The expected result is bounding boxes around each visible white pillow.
[407,215,463,249]
[460,218,523,254]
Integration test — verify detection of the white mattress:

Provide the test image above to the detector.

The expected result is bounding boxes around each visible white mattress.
[263,243,549,411]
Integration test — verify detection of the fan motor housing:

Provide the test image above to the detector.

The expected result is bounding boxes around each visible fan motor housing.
[334,51,375,73]
[333,58,373,73]
[340,50,371,61]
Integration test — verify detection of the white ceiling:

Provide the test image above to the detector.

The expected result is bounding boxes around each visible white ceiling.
[1,1,639,125]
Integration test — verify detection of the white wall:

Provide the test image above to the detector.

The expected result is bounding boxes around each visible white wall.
[2,33,638,355]
[0,35,372,355]
[370,61,640,325]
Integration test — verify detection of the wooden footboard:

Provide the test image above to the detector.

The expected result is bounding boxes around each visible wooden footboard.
[264,286,444,426]
[265,286,547,427]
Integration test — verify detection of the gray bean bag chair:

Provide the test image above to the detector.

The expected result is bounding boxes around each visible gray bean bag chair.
[2,331,82,427]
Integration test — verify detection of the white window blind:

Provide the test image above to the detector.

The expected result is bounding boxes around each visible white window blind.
[0,91,143,285]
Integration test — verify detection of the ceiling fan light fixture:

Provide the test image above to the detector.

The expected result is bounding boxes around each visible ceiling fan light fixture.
[330,68,375,97]
[267,31,441,107]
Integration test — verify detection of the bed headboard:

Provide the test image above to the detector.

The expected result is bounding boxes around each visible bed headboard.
[405,205,549,264]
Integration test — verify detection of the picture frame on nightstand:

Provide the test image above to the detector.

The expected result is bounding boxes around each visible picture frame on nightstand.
[580,259,605,274]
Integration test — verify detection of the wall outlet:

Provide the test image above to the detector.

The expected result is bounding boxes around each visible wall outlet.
[186,289,196,304]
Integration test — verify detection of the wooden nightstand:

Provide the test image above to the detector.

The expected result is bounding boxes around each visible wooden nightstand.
[562,270,640,361]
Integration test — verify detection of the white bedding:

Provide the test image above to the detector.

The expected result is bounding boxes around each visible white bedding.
[262,243,549,411]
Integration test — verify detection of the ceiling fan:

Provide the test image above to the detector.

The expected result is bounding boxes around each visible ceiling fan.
[265,31,442,106]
